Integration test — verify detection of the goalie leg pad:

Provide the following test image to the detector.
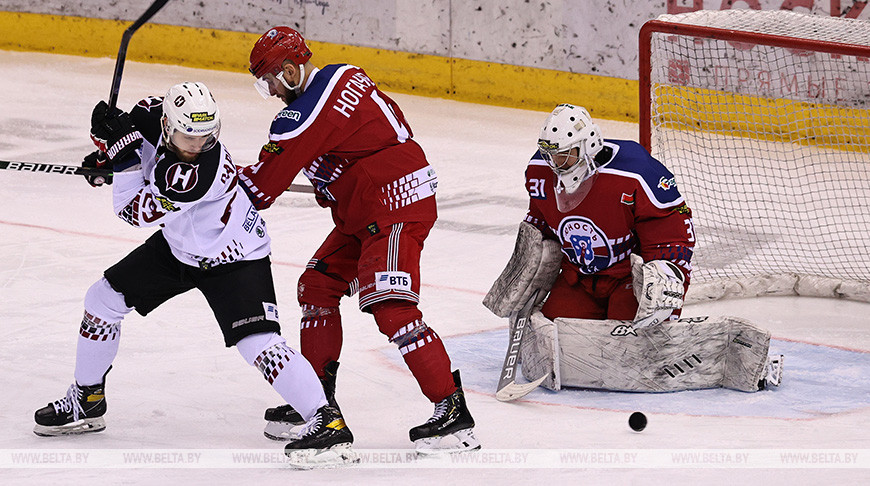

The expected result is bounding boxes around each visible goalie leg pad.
[553,315,771,392]
[519,311,562,391]
[720,316,772,392]
[483,221,562,318]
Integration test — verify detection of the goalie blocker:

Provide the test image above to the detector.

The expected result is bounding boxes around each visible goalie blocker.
[519,313,783,393]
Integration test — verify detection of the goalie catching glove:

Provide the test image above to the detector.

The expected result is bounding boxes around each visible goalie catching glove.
[90,101,143,166]
[631,254,685,329]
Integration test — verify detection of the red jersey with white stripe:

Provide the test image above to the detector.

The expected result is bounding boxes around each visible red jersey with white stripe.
[525,140,694,281]
[239,64,437,235]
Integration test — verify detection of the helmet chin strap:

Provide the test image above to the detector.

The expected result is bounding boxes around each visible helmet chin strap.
[278,64,305,96]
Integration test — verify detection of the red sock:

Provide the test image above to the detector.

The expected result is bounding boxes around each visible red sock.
[299,304,342,377]
[371,301,455,402]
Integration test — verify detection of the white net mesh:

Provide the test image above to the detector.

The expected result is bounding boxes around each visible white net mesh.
[645,10,870,302]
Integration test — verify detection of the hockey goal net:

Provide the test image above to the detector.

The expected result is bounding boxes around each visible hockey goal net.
[639,9,870,303]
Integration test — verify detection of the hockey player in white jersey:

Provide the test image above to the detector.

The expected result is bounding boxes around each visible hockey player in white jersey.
[33,82,356,466]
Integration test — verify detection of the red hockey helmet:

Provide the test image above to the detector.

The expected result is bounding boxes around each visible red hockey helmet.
[249,27,312,78]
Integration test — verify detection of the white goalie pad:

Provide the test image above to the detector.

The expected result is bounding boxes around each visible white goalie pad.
[483,221,562,318]
[519,311,562,391]
[522,315,772,393]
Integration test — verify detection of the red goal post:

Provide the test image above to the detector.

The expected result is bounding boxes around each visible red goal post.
[638,9,870,303]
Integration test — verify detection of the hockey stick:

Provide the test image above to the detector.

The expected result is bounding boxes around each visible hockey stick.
[0,159,314,194]
[0,160,110,177]
[108,0,171,109]
[495,290,548,402]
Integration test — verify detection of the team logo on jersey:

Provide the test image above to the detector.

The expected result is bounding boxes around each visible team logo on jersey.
[164,162,199,193]
[558,216,612,274]
[136,96,163,111]
[620,192,635,205]
[658,176,676,190]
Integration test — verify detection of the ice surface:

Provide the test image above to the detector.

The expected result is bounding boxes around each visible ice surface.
[1,51,869,483]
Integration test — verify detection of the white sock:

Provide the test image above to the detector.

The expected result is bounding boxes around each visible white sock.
[74,278,131,385]
[237,332,328,421]
[74,311,120,386]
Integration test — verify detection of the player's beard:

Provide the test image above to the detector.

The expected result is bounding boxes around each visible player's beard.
[283,89,300,105]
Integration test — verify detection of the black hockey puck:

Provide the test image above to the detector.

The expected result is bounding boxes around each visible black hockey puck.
[629,411,647,432]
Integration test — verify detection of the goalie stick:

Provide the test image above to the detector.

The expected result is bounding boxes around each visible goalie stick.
[495,290,547,402]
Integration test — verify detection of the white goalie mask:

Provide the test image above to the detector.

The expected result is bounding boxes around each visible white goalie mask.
[537,104,604,212]
[161,82,221,155]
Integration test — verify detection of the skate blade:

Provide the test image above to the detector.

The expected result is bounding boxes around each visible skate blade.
[285,443,359,469]
[264,421,305,441]
[33,417,106,437]
[414,428,481,455]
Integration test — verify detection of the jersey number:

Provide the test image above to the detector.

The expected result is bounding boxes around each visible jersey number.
[529,178,547,199]
[371,91,410,143]
[684,218,696,243]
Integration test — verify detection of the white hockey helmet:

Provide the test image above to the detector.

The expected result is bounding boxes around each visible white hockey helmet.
[161,82,221,154]
[537,104,604,212]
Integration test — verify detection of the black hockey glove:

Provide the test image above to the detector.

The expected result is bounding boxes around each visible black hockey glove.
[80,150,113,187]
[90,101,143,165]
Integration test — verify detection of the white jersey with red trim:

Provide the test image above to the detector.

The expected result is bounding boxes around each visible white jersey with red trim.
[111,97,271,269]
[525,139,694,281]
[239,64,437,235]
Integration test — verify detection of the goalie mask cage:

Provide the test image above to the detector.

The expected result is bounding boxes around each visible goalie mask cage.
[639,9,870,303]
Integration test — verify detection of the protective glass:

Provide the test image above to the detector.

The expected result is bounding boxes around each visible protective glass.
[538,144,599,212]
[169,129,219,154]
[253,72,283,100]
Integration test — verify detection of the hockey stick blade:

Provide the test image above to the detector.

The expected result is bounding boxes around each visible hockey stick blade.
[0,160,111,177]
[495,290,547,402]
[108,0,171,109]
[496,374,547,402]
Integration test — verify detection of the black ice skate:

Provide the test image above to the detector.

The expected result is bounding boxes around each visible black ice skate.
[409,370,480,454]
[283,404,357,469]
[264,360,341,441]
[34,369,110,437]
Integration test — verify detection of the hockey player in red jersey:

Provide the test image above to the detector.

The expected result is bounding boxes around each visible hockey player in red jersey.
[240,26,478,453]
[33,82,357,466]
[484,104,783,395]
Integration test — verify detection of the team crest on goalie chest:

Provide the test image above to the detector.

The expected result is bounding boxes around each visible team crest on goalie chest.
[557,216,612,274]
